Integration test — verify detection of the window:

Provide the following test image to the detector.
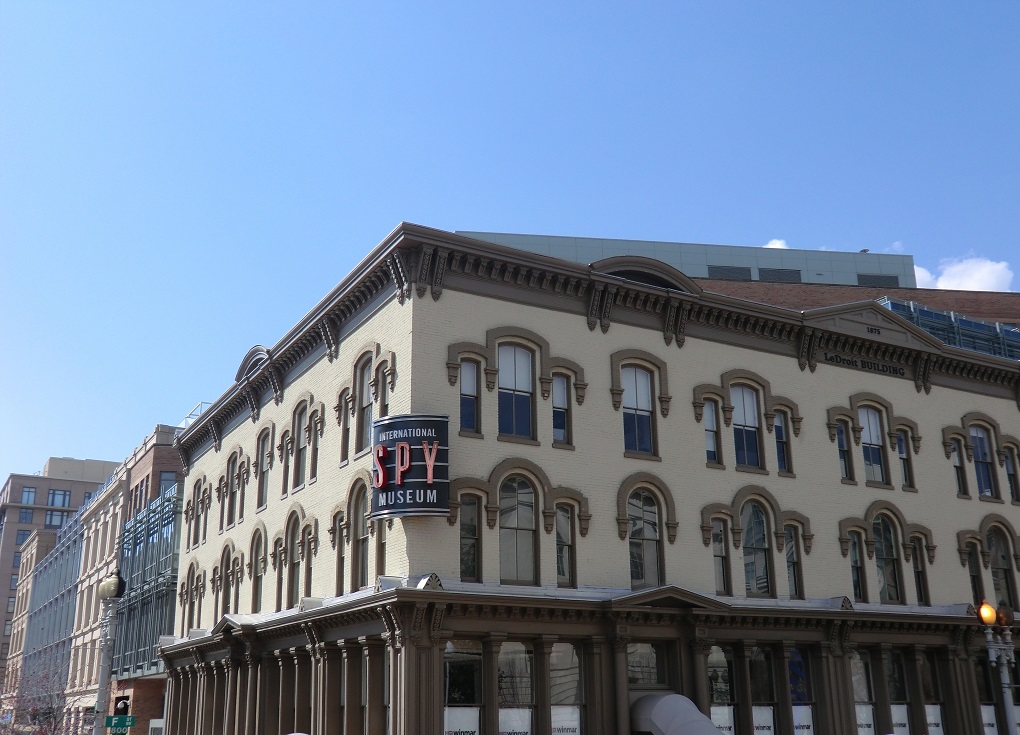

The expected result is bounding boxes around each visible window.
[256,432,271,509]
[499,476,537,585]
[498,642,534,730]
[294,407,308,489]
[621,366,654,454]
[836,421,854,481]
[741,502,771,596]
[550,643,584,728]
[859,407,886,484]
[334,515,345,596]
[376,519,386,578]
[444,640,483,732]
[377,367,389,418]
[9,575,17,590]
[1007,448,1020,502]
[47,489,71,507]
[873,516,902,603]
[84,491,93,505]
[555,504,575,588]
[971,426,998,498]
[19,488,35,505]
[459,359,480,434]
[280,432,291,496]
[785,526,803,599]
[18,509,32,524]
[749,647,777,733]
[225,455,238,527]
[15,531,29,546]
[628,642,668,687]
[552,374,571,445]
[849,532,867,603]
[356,360,374,453]
[704,400,720,464]
[787,647,815,727]
[160,471,177,495]
[221,550,234,615]
[707,645,736,725]
[498,344,533,438]
[44,510,68,529]
[951,439,968,495]
[11,553,20,569]
[459,496,481,583]
[988,528,1017,611]
[731,385,761,468]
[775,411,791,473]
[251,533,263,613]
[353,489,369,590]
[911,538,929,606]
[286,516,300,608]
[967,542,985,606]
[5,598,13,614]
[628,489,662,590]
[896,431,913,488]
[712,519,730,595]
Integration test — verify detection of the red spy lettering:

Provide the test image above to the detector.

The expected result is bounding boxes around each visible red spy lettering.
[372,445,388,488]
[394,442,412,485]
[421,441,439,483]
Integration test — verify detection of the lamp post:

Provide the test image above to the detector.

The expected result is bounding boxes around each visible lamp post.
[978,600,1018,735]
[92,571,124,735]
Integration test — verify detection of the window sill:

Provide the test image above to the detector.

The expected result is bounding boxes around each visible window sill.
[624,451,661,462]
[459,430,484,440]
[354,447,373,460]
[497,435,539,447]
[841,478,857,486]
[1012,500,1020,507]
[957,492,970,499]
[552,441,575,451]
[339,459,349,469]
[706,461,726,470]
[256,504,267,514]
[735,465,768,476]
[901,485,918,493]
[778,470,796,479]
[292,484,305,494]
[865,481,894,491]
[979,495,1005,504]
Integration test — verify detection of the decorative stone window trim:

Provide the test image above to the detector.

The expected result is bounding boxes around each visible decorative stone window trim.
[615,472,678,544]
[826,392,921,452]
[699,484,813,554]
[247,523,269,578]
[837,499,935,563]
[445,326,587,404]
[956,515,1020,571]
[693,369,802,436]
[610,349,671,417]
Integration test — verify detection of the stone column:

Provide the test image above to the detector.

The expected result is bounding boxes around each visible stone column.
[906,646,928,735]
[163,669,178,735]
[278,650,295,735]
[262,652,281,735]
[692,638,712,716]
[776,643,795,735]
[224,658,238,735]
[534,636,556,735]
[872,645,894,735]
[612,634,631,735]
[342,640,363,735]
[245,654,259,735]
[585,637,607,735]
[182,666,194,735]
[483,635,507,735]
[321,643,343,735]
[363,637,386,735]
[293,648,312,735]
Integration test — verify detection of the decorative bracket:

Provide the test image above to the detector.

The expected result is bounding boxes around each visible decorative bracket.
[416,246,435,299]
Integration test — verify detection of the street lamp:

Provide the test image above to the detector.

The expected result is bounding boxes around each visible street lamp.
[92,570,124,735]
[978,600,1018,735]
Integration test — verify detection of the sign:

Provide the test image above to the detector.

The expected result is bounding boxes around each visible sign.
[550,706,581,734]
[106,716,136,727]
[924,704,944,735]
[710,706,735,733]
[792,705,814,734]
[889,703,911,735]
[854,704,874,735]
[371,415,449,519]
[498,707,532,735]
[444,706,480,735]
[822,352,907,378]
[980,704,997,731]
[752,705,775,735]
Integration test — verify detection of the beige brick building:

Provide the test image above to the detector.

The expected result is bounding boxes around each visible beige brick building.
[162,224,1020,735]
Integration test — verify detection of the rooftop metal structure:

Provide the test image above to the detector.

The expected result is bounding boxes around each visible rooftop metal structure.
[878,297,1020,361]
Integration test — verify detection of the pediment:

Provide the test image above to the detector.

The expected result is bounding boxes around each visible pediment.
[592,256,703,295]
[803,301,945,352]
[609,585,730,611]
[236,345,271,383]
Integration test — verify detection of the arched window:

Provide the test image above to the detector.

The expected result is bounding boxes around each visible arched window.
[988,528,1017,611]
[849,531,867,603]
[859,407,886,484]
[226,454,238,527]
[498,344,534,438]
[353,488,369,590]
[1006,447,1020,502]
[555,504,575,588]
[910,538,929,606]
[280,431,291,496]
[375,519,387,578]
[286,515,301,608]
[220,549,233,615]
[970,426,998,498]
[622,366,654,454]
[785,525,803,599]
[712,519,730,595]
[274,538,284,612]
[251,532,263,613]
[294,406,308,489]
[499,476,537,585]
[704,400,721,465]
[460,496,481,583]
[951,439,968,496]
[775,411,791,473]
[896,431,914,489]
[191,482,202,547]
[836,421,854,481]
[628,489,662,590]
[731,386,761,468]
[185,565,196,632]
[334,514,345,595]
[552,374,572,445]
[872,516,902,603]
[256,431,271,509]
[740,502,771,596]
[967,541,984,606]
[459,359,481,434]
[356,359,374,453]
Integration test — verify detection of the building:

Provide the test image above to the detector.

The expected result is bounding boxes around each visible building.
[0,457,118,692]
[65,425,183,734]
[161,223,1020,735]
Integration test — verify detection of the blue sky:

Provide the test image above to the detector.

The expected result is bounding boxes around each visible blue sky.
[1,3,1018,480]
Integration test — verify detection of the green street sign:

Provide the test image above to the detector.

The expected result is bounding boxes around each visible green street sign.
[105,715,136,728]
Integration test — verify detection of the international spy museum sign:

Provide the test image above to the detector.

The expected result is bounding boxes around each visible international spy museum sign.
[371,414,449,519]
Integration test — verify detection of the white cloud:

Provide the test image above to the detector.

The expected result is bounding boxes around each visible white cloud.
[914,257,1013,292]
[887,241,903,253]
[763,239,788,249]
